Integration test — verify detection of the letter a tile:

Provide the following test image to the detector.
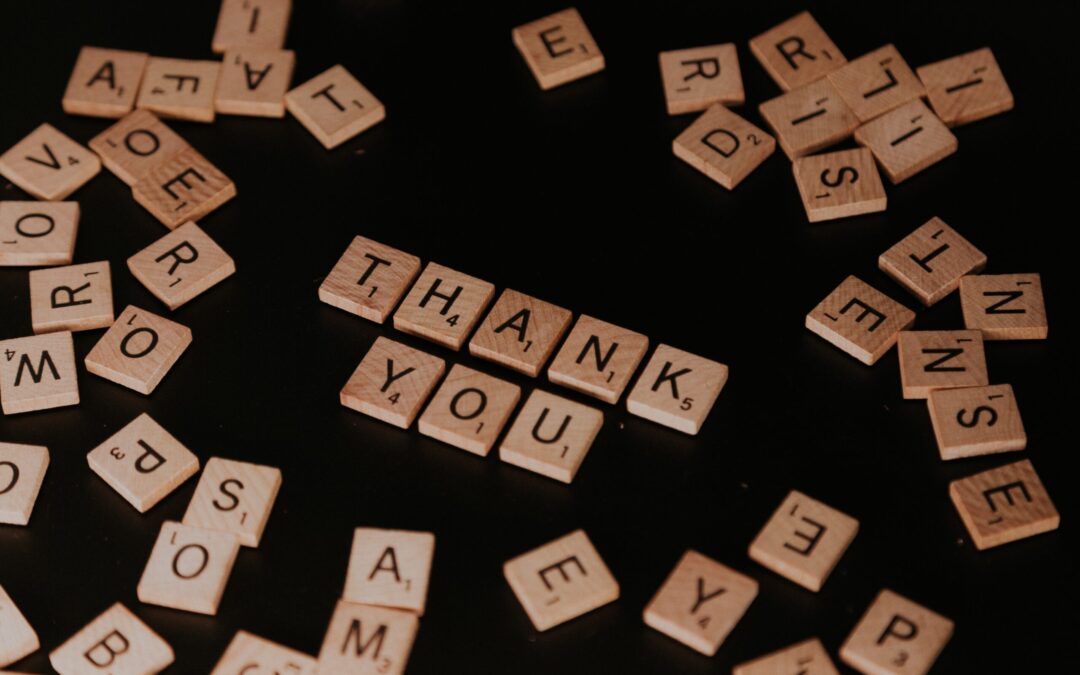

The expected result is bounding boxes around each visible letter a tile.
[878,217,986,306]
[513,8,604,90]
[319,235,421,323]
[0,124,101,201]
[0,442,49,526]
[499,389,603,484]
[840,590,953,675]
[673,104,775,189]
[949,459,1059,550]
[805,276,914,365]
[49,603,174,675]
[182,457,282,548]
[317,601,419,675]
[749,12,846,92]
[137,520,241,615]
[959,273,1047,340]
[469,289,572,377]
[127,221,236,310]
[0,201,79,267]
[897,330,988,399]
[0,583,39,668]
[132,147,236,229]
[285,65,385,150]
[342,527,436,615]
[211,631,316,675]
[916,48,1013,127]
[626,344,727,434]
[418,364,521,456]
[0,332,80,415]
[62,46,149,118]
[734,638,840,675]
[340,337,446,429]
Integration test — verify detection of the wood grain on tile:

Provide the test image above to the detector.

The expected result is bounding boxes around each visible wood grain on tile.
[673,104,775,189]
[878,217,986,306]
[0,331,79,415]
[62,46,149,118]
[959,273,1047,340]
[792,147,887,222]
[929,384,1026,460]
[512,8,604,90]
[182,457,282,547]
[49,603,174,675]
[212,0,291,53]
[749,12,846,91]
[128,221,236,310]
[29,260,113,334]
[0,442,49,526]
[85,305,191,394]
[418,364,521,456]
[392,262,495,351]
[89,109,191,186]
[319,235,421,323]
[316,601,419,675]
[137,520,241,615]
[0,124,101,200]
[137,57,221,123]
[0,201,79,267]
[659,44,743,114]
[805,276,915,365]
[285,65,385,149]
[950,459,1058,550]
[340,336,446,429]
[469,289,572,377]
[211,631,316,675]
[840,590,953,675]
[132,147,236,229]
[547,314,648,403]
[626,344,727,434]
[855,99,957,183]
[215,49,295,117]
[734,638,840,675]
[758,78,858,159]
[898,330,988,399]
[499,389,603,484]
[827,45,925,122]
[917,48,1013,127]
[343,527,436,615]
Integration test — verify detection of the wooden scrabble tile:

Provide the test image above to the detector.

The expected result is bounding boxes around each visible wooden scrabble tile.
[840,590,953,675]
[748,490,858,592]
[758,79,858,159]
[642,550,758,656]
[917,48,1013,127]
[128,221,236,310]
[734,638,840,675]
[87,413,200,513]
[748,12,846,92]
[929,384,1026,460]
[792,147,887,222]
[499,389,603,484]
[136,57,221,123]
[659,44,744,115]
[417,364,521,456]
[392,263,495,350]
[672,104,776,189]
[85,305,192,394]
[950,459,1059,550]
[211,631,316,675]
[29,261,113,334]
[316,601,418,675]
[0,201,79,267]
[212,0,292,53]
[49,603,174,674]
[468,289,572,377]
[319,235,421,323]
[343,527,435,615]
[285,65,385,150]
[340,337,446,429]
[0,124,101,200]
[215,49,295,117]
[827,45,925,123]
[878,217,986,306]
[0,443,49,526]
[132,147,236,229]
[626,344,727,434]
[62,46,149,118]
[512,8,604,90]
[0,332,79,415]
[0,584,39,668]
[89,109,190,186]
[855,100,957,184]
[959,273,1048,340]
[547,315,649,404]
[805,276,915,366]
[137,520,241,615]
[182,457,282,548]
[898,330,988,399]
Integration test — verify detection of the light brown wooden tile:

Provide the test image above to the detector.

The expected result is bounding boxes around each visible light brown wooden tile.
[392,262,495,351]
[89,109,190,186]
[128,221,236,310]
[758,79,858,159]
[343,527,435,615]
[878,217,986,306]
[137,520,240,615]
[49,603,174,675]
[0,442,49,526]
[917,48,1013,127]
[316,601,418,675]
[950,459,1058,550]
[211,631,316,675]
[734,638,840,675]
[0,201,79,267]
[136,57,221,123]
[499,389,602,484]
[62,46,149,118]
[418,364,521,456]
[215,49,295,117]
[182,457,282,548]
[29,261,113,334]
[87,413,200,513]
[960,273,1047,340]
[840,590,953,675]
[285,65,385,150]
[132,147,236,229]
[319,235,421,323]
[0,124,101,200]
[547,315,648,404]
[340,337,446,429]
[672,104,775,189]
[748,12,846,92]
[0,331,79,415]
[659,44,743,115]
[626,344,727,435]
[827,45,925,122]
[85,305,192,395]
[855,100,957,184]
[898,330,988,400]
[504,529,619,631]
[212,0,292,53]
[0,584,39,668]
[805,276,915,366]
[929,384,1025,461]
[642,550,758,656]
[469,289,572,377]
[749,490,858,592]
[512,8,604,90]
[793,147,887,222]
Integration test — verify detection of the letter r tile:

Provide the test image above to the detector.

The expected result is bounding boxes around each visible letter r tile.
[340,337,446,429]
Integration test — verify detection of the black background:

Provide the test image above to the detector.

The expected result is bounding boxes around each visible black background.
[1,1,1076,672]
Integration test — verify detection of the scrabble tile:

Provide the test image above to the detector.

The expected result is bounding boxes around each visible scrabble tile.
[392,262,495,350]
[468,289,572,377]
[748,490,858,592]
[49,603,174,675]
[418,364,521,456]
[182,457,282,547]
[128,221,236,310]
[87,413,200,513]
[672,104,776,189]
[959,273,1048,340]
[316,601,418,675]
[137,520,241,615]
[840,590,953,675]
[0,201,79,267]
[950,459,1059,550]
[136,57,221,123]
[89,109,190,186]
[734,638,840,675]
[340,337,446,429]
[805,276,915,366]
[212,0,292,53]
[0,584,39,668]
[215,49,295,117]
[343,527,435,615]
[547,315,649,403]
[499,389,603,484]
[758,79,859,159]
[748,12,846,92]
[0,332,79,415]
[642,550,758,656]
[626,344,727,435]
[85,305,192,395]
[62,46,149,118]
[659,44,744,115]
[29,261,113,334]
[0,443,49,526]
[319,235,421,323]
[285,65,385,150]
[792,147,887,222]
[929,384,1026,460]
[504,529,619,631]
[211,631,316,675]
[132,147,236,229]
[897,330,988,400]
[512,8,604,90]
[878,217,986,306]
[917,48,1013,127]
[855,100,957,184]
[828,45,925,123]
[0,124,101,200]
